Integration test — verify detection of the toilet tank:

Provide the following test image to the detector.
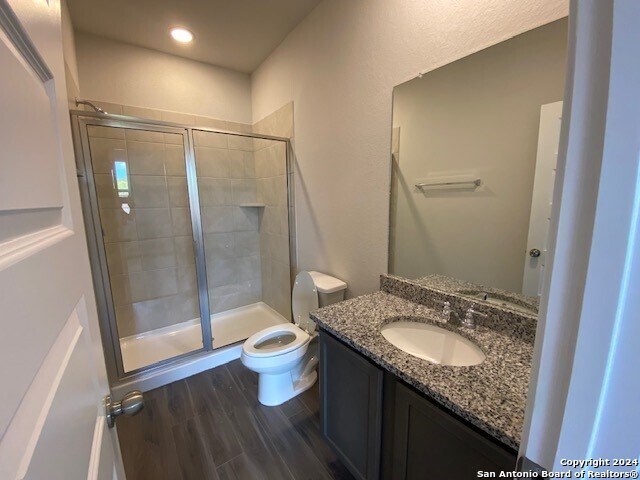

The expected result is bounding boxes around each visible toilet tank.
[308,271,347,307]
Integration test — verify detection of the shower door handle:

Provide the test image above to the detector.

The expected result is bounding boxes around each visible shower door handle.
[105,390,144,428]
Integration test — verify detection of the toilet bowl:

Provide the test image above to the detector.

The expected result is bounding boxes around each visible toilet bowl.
[241,270,347,406]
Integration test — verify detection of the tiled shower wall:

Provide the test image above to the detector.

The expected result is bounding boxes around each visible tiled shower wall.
[192,129,263,315]
[255,140,290,319]
[88,125,200,338]
[82,101,296,335]
[253,103,295,320]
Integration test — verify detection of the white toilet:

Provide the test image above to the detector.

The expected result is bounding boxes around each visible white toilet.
[241,270,347,406]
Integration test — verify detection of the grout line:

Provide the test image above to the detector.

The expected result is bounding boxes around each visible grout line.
[145,387,187,480]
[225,364,297,479]
[213,451,242,471]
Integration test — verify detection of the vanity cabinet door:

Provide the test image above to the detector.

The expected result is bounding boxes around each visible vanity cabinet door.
[391,382,516,479]
[320,331,383,480]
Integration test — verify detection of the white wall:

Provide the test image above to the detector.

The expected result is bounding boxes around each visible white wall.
[251,0,568,296]
[60,0,79,99]
[75,33,252,124]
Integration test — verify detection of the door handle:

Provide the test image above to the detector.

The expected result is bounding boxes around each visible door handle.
[105,390,144,428]
[529,248,541,258]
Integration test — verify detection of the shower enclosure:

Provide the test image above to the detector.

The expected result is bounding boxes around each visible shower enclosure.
[71,112,293,385]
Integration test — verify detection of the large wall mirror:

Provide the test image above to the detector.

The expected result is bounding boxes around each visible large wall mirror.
[389,19,568,308]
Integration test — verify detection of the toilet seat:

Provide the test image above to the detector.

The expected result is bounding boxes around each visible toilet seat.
[243,323,310,358]
[240,270,346,406]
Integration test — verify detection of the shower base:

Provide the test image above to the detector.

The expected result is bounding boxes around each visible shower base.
[120,302,287,373]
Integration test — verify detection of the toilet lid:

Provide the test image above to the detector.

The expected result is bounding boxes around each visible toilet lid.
[292,271,319,333]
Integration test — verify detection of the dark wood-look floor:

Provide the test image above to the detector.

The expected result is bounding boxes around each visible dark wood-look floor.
[117,360,355,480]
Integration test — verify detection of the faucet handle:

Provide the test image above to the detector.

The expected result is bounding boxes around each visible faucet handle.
[462,303,487,329]
[468,304,487,316]
[436,300,452,321]
[440,300,451,312]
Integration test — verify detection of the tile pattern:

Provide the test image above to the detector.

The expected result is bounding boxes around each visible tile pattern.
[89,126,201,338]
[77,101,251,133]
[311,282,534,451]
[193,129,263,316]
[254,139,291,320]
[84,101,296,336]
[253,103,295,320]
[117,360,354,480]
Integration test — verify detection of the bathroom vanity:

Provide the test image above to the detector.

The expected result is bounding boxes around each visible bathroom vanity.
[313,275,537,480]
[313,21,562,478]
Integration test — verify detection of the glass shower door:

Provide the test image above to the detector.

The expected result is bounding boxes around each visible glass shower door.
[85,123,204,373]
[192,129,291,349]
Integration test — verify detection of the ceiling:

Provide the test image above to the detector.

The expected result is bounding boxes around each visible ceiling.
[66,0,321,74]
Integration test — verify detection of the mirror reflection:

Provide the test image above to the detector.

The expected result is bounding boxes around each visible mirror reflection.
[389,19,568,306]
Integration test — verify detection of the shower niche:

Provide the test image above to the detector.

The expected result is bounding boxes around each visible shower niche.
[72,113,293,384]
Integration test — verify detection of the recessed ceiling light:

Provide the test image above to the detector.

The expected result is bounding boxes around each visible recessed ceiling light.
[170,27,194,44]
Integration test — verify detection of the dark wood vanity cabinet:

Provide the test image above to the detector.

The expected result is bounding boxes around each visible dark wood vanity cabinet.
[319,330,383,480]
[389,381,516,478]
[319,331,516,480]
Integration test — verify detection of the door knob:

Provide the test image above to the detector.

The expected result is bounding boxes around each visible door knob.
[105,390,144,428]
[529,248,541,258]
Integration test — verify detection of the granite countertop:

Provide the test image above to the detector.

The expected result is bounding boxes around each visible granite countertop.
[410,274,540,315]
[311,291,533,451]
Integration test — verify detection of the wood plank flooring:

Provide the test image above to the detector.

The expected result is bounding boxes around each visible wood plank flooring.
[117,359,355,480]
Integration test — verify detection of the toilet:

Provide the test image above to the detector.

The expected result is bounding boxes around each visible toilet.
[241,270,347,406]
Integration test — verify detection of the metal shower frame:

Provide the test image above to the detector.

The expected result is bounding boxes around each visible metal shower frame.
[70,110,294,387]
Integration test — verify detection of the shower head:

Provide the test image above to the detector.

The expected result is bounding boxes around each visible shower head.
[75,98,107,114]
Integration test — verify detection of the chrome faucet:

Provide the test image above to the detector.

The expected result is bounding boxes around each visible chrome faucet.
[461,304,487,329]
[440,301,486,329]
[441,301,453,322]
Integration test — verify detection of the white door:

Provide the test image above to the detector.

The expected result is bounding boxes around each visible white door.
[0,1,124,479]
[522,101,563,297]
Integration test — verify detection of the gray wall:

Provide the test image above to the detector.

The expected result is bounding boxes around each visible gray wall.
[390,19,568,292]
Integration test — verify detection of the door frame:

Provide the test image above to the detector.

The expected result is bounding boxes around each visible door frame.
[520,0,640,469]
[522,101,563,297]
[0,0,126,477]
[71,111,295,386]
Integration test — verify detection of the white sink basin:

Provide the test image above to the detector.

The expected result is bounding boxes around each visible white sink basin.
[381,321,485,366]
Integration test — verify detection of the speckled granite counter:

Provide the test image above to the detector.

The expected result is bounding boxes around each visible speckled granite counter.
[311,289,534,451]
[410,274,540,314]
